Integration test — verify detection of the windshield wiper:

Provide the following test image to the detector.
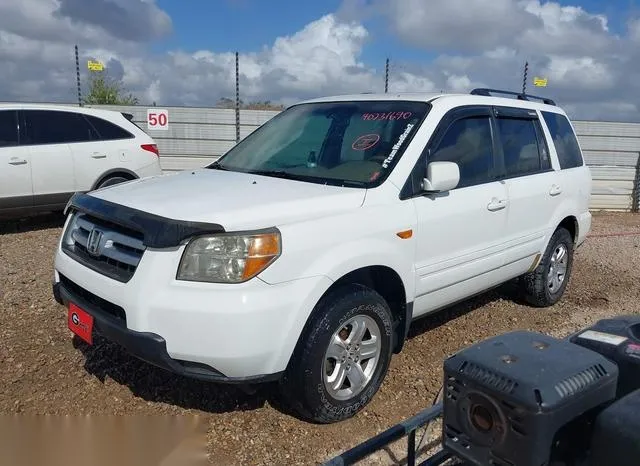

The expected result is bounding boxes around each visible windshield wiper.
[248,169,367,188]
[207,160,230,171]
[248,169,307,180]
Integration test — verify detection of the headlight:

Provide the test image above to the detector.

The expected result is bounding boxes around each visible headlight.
[176,230,281,283]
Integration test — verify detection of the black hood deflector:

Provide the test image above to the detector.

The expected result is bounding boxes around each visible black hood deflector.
[65,193,226,248]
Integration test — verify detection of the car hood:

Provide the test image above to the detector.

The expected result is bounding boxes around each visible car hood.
[88,168,367,231]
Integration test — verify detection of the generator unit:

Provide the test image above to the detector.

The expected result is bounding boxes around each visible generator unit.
[442,330,618,466]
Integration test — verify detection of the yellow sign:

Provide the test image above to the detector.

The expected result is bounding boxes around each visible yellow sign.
[87,60,104,71]
[533,77,548,87]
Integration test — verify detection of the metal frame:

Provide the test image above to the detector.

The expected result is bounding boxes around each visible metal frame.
[322,402,456,466]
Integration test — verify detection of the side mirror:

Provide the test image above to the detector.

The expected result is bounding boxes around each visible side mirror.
[423,161,460,193]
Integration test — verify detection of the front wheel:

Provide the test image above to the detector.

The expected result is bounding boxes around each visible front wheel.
[520,227,574,307]
[279,284,394,423]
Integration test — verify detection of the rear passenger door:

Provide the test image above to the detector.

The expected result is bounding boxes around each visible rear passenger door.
[21,110,79,210]
[0,110,33,214]
[492,106,561,271]
[67,113,134,192]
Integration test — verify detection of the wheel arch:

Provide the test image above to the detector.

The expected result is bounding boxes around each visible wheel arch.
[285,265,413,378]
[91,168,138,191]
[558,215,579,244]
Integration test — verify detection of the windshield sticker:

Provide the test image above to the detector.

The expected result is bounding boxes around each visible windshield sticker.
[352,134,381,151]
[382,123,415,169]
[362,112,413,121]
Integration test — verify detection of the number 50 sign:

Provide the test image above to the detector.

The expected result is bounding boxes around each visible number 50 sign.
[147,108,169,130]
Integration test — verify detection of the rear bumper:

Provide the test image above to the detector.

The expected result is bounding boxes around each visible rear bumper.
[53,278,283,384]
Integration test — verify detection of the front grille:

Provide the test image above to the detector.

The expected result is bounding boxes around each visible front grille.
[61,212,146,283]
[59,274,126,324]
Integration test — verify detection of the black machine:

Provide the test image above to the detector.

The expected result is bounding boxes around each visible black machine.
[443,315,640,466]
[324,315,640,466]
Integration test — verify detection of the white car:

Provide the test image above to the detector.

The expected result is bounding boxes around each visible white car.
[0,103,162,218]
[52,89,592,423]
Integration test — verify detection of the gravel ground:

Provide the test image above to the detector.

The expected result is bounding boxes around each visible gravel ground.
[1,211,639,465]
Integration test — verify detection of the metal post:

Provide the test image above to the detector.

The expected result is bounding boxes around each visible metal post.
[75,45,82,106]
[235,51,240,143]
[633,152,640,213]
[522,61,529,95]
[384,58,389,93]
[407,430,416,466]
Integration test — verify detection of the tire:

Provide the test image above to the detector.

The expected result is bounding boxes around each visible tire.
[96,175,130,189]
[521,227,574,307]
[279,284,394,424]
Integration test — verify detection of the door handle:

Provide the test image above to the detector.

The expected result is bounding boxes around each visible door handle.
[549,185,562,196]
[8,158,27,166]
[487,198,508,212]
[91,153,107,159]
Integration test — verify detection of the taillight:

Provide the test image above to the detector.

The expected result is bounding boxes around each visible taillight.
[141,144,159,156]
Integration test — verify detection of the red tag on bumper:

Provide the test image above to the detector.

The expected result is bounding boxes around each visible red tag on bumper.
[68,302,94,345]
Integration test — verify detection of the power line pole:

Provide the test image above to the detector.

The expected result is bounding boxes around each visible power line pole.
[75,44,82,106]
[384,58,389,93]
[522,61,529,95]
[235,51,240,143]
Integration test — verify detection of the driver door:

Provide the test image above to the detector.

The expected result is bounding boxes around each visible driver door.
[410,106,510,317]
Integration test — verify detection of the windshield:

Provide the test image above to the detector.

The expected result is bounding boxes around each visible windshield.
[208,100,430,187]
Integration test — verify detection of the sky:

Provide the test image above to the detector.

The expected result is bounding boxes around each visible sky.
[0,0,639,121]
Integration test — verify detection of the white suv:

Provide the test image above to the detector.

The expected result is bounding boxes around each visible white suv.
[0,103,162,218]
[52,89,592,423]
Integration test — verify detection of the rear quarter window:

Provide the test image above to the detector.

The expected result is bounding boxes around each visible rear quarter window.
[541,111,584,169]
[83,115,134,140]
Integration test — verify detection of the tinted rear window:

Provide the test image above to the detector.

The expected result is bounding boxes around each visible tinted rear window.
[541,111,584,169]
[0,110,19,147]
[497,117,551,177]
[84,115,133,140]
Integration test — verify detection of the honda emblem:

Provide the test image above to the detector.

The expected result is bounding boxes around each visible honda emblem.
[86,228,103,256]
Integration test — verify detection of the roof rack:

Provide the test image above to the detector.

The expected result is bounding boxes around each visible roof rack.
[470,88,556,106]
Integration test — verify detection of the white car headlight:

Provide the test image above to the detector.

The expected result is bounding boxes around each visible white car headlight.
[176,230,281,283]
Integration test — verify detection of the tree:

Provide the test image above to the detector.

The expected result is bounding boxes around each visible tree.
[215,97,284,110]
[83,71,139,106]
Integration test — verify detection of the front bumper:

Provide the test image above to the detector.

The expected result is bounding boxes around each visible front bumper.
[53,278,279,384]
[53,244,332,381]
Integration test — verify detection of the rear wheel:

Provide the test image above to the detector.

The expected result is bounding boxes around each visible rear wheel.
[95,175,131,190]
[279,284,394,423]
[520,227,574,307]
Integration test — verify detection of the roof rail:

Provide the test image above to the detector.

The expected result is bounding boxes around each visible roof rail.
[470,88,556,106]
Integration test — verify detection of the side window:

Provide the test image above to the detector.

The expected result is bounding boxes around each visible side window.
[429,116,494,188]
[84,115,134,140]
[541,111,584,169]
[0,110,19,147]
[23,110,98,145]
[496,117,551,177]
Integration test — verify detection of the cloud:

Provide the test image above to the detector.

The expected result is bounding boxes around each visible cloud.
[54,0,172,42]
[0,0,638,122]
[368,0,639,121]
[386,0,542,53]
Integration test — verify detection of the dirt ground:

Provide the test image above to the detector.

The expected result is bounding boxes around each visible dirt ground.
[1,211,639,465]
